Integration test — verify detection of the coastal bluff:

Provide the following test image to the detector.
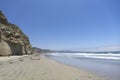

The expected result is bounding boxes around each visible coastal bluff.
[0,11,32,56]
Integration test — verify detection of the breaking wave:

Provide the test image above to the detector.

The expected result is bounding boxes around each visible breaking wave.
[45,53,120,60]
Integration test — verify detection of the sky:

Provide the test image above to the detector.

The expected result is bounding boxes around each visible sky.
[0,0,120,50]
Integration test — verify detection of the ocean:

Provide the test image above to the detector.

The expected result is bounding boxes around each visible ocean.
[45,53,120,80]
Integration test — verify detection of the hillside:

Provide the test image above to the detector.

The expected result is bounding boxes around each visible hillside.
[32,47,55,53]
[0,11,32,56]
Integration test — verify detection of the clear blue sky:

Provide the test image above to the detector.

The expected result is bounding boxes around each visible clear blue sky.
[0,0,120,50]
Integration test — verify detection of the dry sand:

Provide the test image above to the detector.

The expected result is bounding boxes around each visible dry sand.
[0,55,107,80]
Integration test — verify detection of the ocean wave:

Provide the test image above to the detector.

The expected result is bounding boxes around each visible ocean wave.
[45,53,120,60]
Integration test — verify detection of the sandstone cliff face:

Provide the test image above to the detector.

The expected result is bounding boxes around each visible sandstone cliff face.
[0,11,32,56]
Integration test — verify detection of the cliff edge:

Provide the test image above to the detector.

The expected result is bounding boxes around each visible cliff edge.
[0,11,32,56]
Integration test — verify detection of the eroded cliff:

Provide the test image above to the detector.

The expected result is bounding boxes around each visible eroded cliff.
[0,11,32,56]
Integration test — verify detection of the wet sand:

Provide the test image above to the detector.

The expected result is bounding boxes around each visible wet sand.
[47,55,120,80]
[0,55,106,80]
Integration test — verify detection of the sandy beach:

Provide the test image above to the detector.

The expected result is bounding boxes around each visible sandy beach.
[0,54,107,80]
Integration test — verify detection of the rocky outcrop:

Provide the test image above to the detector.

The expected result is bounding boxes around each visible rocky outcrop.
[0,11,32,56]
[0,40,12,56]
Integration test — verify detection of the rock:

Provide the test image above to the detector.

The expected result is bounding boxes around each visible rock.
[0,10,8,24]
[0,11,32,56]
[0,40,12,56]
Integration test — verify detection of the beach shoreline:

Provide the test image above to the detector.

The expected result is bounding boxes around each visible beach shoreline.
[0,54,107,80]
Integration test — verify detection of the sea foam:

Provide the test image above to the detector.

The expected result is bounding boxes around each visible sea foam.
[45,53,120,60]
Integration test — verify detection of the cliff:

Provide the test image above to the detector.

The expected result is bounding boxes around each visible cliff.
[0,11,32,56]
[32,47,55,53]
